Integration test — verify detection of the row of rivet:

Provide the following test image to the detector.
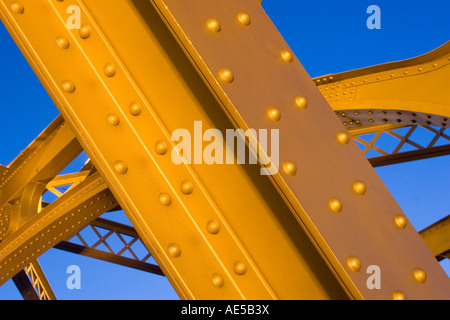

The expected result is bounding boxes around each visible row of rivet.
[337,131,422,299]
[315,53,450,88]
[212,12,305,181]
[12,1,426,297]
[0,190,111,282]
[53,8,248,288]
[211,10,428,298]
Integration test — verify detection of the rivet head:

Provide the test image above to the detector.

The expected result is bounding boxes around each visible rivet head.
[233,262,247,275]
[104,63,116,77]
[106,113,120,126]
[168,244,181,257]
[394,215,407,229]
[113,161,128,174]
[207,220,220,234]
[281,161,297,176]
[155,140,168,155]
[79,25,91,39]
[346,256,361,272]
[158,193,171,206]
[56,37,70,49]
[294,95,308,109]
[352,181,366,195]
[129,102,142,116]
[336,132,350,144]
[266,107,281,121]
[392,291,406,300]
[61,80,76,93]
[328,198,343,213]
[236,13,251,25]
[413,268,427,283]
[211,274,224,287]
[280,50,294,63]
[206,18,221,32]
[180,180,194,194]
[218,68,234,83]
[10,2,24,14]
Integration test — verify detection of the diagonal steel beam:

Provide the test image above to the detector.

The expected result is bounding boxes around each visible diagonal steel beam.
[0,172,117,286]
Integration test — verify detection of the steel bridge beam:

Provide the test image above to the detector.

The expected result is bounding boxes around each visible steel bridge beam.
[0,172,117,286]
[315,41,450,129]
[0,0,448,300]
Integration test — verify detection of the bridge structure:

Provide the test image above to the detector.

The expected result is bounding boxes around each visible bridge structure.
[0,0,448,300]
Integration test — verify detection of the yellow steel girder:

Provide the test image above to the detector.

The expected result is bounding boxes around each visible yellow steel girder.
[315,41,450,130]
[0,0,448,300]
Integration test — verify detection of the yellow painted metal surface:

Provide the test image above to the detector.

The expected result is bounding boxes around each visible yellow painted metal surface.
[23,260,57,300]
[315,42,450,130]
[420,216,450,259]
[0,172,116,286]
[0,0,347,299]
[149,0,450,299]
[0,0,448,300]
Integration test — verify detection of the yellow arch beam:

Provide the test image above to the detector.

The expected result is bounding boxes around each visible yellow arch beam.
[315,42,450,129]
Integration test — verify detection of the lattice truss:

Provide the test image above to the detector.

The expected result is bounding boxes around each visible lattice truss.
[41,163,163,277]
[350,125,450,163]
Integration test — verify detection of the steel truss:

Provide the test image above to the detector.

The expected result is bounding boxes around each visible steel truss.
[0,0,449,300]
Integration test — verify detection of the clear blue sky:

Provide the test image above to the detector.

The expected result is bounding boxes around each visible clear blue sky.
[0,0,448,300]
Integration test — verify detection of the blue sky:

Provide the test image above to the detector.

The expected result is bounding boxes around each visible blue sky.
[0,1,448,300]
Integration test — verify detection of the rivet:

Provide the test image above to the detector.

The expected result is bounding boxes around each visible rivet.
[168,244,181,257]
[104,63,116,77]
[328,198,343,213]
[390,73,395,77]
[281,161,297,176]
[207,220,220,234]
[106,113,120,126]
[266,107,281,121]
[233,262,247,275]
[394,215,407,229]
[180,180,194,194]
[236,13,251,25]
[206,18,221,32]
[413,268,427,283]
[294,95,308,109]
[129,102,142,116]
[56,37,70,49]
[10,2,24,14]
[155,140,168,155]
[351,180,366,195]
[404,70,408,75]
[433,63,438,68]
[336,132,349,145]
[346,256,361,272]
[392,291,406,300]
[218,68,234,83]
[280,50,293,63]
[418,67,423,72]
[61,80,76,93]
[211,274,224,287]
[79,25,91,39]
[113,160,128,174]
[158,193,171,206]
